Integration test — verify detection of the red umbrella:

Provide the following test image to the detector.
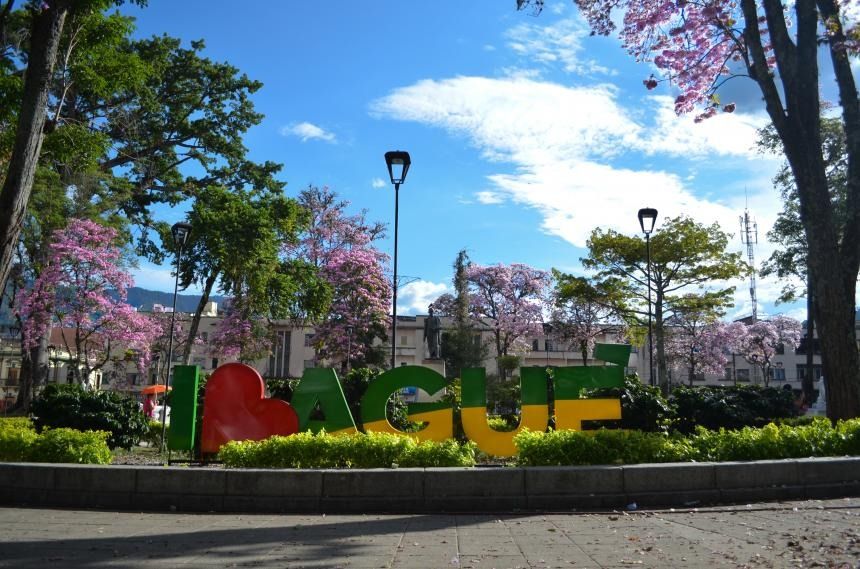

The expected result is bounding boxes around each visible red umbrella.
[141,385,170,395]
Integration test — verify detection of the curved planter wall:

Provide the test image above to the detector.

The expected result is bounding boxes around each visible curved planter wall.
[0,457,858,513]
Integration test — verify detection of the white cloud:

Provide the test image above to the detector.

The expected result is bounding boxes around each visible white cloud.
[397,281,450,315]
[371,75,776,248]
[505,17,614,76]
[371,177,387,189]
[280,121,337,143]
[475,191,505,204]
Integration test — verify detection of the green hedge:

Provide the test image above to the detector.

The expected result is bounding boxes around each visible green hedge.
[0,418,112,464]
[31,384,148,449]
[219,431,477,469]
[515,418,860,466]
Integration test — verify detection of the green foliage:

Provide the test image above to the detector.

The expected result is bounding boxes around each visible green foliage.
[219,431,477,469]
[0,418,38,461]
[341,368,411,431]
[515,428,694,466]
[27,428,112,464]
[688,419,860,461]
[671,384,797,434]
[487,416,516,432]
[515,419,860,466]
[141,420,164,448]
[583,375,672,432]
[31,384,148,449]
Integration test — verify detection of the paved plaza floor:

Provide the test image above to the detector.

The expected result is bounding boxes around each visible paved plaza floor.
[0,499,858,568]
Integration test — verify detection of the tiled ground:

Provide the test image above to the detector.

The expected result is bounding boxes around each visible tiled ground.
[1,499,858,568]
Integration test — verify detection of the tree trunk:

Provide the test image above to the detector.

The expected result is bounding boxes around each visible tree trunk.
[12,339,46,413]
[0,2,70,296]
[182,271,218,364]
[654,293,668,394]
[739,0,860,420]
[803,272,816,405]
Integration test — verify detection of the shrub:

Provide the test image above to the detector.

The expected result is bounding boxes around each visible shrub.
[513,419,860,466]
[27,428,112,464]
[219,431,477,469]
[583,375,673,432]
[670,384,797,434]
[514,428,693,466]
[31,384,149,449]
[141,420,164,448]
[0,418,38,461]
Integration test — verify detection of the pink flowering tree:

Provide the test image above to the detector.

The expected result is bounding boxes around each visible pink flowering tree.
[517,0,860,418]
[442,263,549,362]
[314,247,391,368]
[147,312,204,382]
[285,185,386,269]
[738,316,802,386]
[209,304,272,363]
[666,318,748,386]
[16,219,160,385]
[550,272,622,366]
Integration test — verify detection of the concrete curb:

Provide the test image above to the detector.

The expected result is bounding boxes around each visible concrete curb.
[0,457,858,513]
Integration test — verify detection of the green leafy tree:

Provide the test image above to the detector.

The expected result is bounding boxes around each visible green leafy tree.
[758,117,851,403]
[434,250,487,378]
[583,216,746,391]
[164,185,326,366]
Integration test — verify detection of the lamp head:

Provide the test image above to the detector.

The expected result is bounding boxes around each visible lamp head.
[384,151,411,185]
[637,207,658,235]
[171,221,192,248]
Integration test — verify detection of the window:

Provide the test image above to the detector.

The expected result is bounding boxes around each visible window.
[775,343,785,355]
[724,367,733,381]
[532,339,539,351]
[267,331,291,378]
[693,372,705,382]
[303,359,315,369]
[212,358,219,369]
[796,364,823,381]
[545,340,554,352]
[126,373,139,385]
[401,335,408,346]
[768,367,786,381]
[736,369,750,382]
[5,368,18,385]
[630,345,639,354]
[304,333,315,347]
[201,332,209,342]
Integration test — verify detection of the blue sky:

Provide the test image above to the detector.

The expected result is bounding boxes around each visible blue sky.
[124,1,804,320]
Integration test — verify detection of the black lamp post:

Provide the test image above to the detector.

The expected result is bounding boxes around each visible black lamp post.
[345,325,354,375]
[542,323,552,366]
[384,151,411,369]
[160,221,191,453]
[637,207,658,386]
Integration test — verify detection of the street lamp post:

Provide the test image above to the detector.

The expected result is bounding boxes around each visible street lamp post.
[637,207,658,387]
[384,151,411,369]
[543,323,552,366]
[345,325,353,375]
[160,221,192,453]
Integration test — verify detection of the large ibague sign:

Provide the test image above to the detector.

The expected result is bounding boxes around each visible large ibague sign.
[167,343,631,458]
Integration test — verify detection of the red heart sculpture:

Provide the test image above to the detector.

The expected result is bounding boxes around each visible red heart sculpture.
[201,362,299,454]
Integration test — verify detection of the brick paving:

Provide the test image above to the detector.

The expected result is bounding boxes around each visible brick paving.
[0,499,858,568]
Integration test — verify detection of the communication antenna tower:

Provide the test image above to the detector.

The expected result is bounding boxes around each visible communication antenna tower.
[739,204,759,322]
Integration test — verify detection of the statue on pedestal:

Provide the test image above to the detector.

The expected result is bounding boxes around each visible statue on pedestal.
[423,307,442,359]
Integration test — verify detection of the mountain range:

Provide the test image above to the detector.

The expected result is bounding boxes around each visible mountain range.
[126,287,229,313]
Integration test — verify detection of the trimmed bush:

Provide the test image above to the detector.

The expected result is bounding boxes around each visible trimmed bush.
[670,384,797,434]
[515,428,693,466]
[514,418,860,466]
[31,384,148,449]
[28,428,112,464]
[583,375,673,432]
[0,418,38,461]
[219,431,477,469]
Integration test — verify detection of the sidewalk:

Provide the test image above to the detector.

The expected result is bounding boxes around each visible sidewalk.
[1,499,858,568]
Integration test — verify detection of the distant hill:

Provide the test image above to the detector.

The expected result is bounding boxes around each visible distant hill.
[127,287,229,313]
